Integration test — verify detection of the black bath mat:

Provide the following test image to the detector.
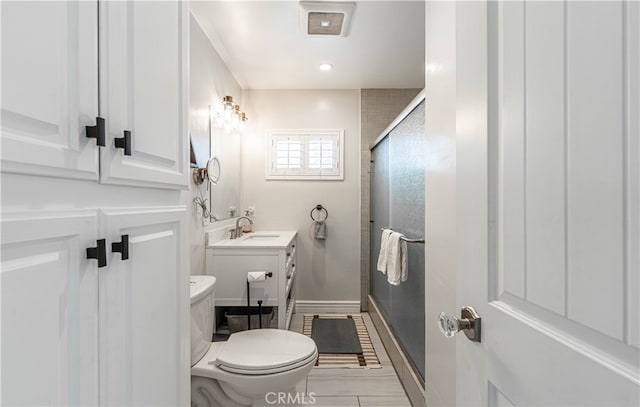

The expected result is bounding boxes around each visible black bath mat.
[311,315,363,354]
[303,314,380,367]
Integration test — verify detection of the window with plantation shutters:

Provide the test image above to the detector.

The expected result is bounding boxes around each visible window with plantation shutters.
[274,138,303,170]
[267,130,344,180]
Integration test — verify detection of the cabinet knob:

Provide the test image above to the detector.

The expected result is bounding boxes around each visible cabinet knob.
[85,117,106,147]
[112,234,129,260]
[114,130,132,156]
[86,239,107,268]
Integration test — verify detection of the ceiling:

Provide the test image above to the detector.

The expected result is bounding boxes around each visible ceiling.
[190,1,425,90]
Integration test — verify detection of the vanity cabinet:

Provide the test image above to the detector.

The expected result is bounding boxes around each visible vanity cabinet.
[207,233,298,330]
[0,0,189,190]
[0,208,188,406]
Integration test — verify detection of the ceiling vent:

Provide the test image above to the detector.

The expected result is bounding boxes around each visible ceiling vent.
[299,2,356,37]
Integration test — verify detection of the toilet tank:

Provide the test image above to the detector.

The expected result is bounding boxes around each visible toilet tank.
[190,275,216,366]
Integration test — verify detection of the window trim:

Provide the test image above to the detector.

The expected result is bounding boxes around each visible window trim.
[266,129,345,180]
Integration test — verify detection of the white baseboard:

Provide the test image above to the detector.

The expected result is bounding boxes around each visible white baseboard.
[294,300,361,314]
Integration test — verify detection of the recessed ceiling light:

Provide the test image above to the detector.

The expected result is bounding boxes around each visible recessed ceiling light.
[320,20,330,27]
[319,63,333,71]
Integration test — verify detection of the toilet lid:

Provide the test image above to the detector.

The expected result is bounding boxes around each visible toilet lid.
[215,329,317,373]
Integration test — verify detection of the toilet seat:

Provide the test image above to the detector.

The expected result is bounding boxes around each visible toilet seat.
[213,329,317,375]
[216,350,318,375]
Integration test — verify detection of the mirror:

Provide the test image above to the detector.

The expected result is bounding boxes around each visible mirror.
[209,107,241,221]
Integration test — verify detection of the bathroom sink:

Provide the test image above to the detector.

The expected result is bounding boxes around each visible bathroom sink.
[243,234,280,240]
[207,231,296,249]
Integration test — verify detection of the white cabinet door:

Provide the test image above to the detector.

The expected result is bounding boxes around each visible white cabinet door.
[99,207,188,406]
[1,1,99,181]
[1,211,99,406]
[99,1,189,190]
[453,1,639,405]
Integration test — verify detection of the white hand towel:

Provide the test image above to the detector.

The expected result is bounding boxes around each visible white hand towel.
[314,220,327,240]
[386,232,408,286]
[377,229,393,273]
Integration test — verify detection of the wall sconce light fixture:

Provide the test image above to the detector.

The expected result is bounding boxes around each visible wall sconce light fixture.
[212,95,248,133]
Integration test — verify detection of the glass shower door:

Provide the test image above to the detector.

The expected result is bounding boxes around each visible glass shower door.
[370,101,425,379]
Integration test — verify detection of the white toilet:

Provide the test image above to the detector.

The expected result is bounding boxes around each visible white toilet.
[190,275,318,407]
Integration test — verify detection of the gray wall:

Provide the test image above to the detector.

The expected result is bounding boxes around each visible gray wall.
[241,89,361,302]
[189,13,242,276]
[360,89,421,310]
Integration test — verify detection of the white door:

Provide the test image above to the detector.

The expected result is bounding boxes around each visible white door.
[99,1,189,190]
[99,207,188,406]
[1,1,99,181]
[1,211,99,406]
[452,1,639,405]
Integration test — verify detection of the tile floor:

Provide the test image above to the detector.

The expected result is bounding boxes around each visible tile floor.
[287,312,412,407]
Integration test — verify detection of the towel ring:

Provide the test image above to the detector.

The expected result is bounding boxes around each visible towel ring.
[310,204,328,221]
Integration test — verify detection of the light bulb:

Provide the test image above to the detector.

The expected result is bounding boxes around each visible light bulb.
[231,105,241,130]
[238,113,248,132]
[222,95,234,110]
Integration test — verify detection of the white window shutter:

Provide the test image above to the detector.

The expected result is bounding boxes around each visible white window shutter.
[267,130,344,180]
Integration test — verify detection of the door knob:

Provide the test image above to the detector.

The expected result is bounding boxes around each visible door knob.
[438,306,481,342]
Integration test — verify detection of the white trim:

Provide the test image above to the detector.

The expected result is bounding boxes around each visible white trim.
[369,89,426,151]
[294,300,360,314]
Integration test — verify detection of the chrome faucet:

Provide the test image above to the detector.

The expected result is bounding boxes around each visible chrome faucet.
[232,216,253,239]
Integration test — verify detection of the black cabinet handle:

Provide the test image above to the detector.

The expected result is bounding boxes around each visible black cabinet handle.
[114,130,132,156]
[112,234,129,260]
[85,117,105,147]
[87,239,107,268]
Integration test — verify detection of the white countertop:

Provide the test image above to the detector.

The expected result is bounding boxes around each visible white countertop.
[207,231,297,249]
